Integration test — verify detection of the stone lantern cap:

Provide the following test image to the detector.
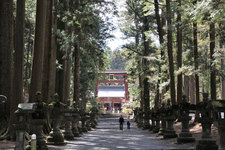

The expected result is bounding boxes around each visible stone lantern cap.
[211,100,225,120]
[18,103,37,112]
[0,95,7,104]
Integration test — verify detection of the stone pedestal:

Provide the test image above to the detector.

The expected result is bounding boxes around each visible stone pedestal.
[218,121,225,149]
[31,119,48,150]
[163,118,177,138]
[149,119,155,131]
[196,93,218,150]
[153,120,160,133]
[14,123,26,150]
[46,116,66,145]
[158,119,166,135]
[177,116,195,143]
[196,139,218,150]
[63,121,74,141]
[72,121,80,137]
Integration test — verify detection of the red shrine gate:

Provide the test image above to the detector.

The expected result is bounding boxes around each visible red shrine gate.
[97,70,129,113]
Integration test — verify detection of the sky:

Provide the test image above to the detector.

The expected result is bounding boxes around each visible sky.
[105,0,131,51]
[105,0,160,51]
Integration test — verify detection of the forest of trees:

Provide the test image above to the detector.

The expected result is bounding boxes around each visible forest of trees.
[118,0,224,127]
[0,0,224,140]
[0,0,115,139]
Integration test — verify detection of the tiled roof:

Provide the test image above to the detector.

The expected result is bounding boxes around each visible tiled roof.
[99,70,127,74]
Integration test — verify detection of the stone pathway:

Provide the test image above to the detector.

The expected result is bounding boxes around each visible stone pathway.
[48,115,195,150]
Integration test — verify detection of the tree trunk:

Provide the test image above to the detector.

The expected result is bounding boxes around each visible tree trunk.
[74,43,80,108]
[189,75,196,104]
[219,23,225,100]
[142,16,150,129]
[154,0,164,108]
[184,75,189,102]
[48,0,57,102]
[193,21,200,104]
[9,0,25,138]
[176,0,182,104]
[210,23,216,100]
[63,50,71,103]
[42,0,54,103]
[0,0,13,116]
[29,0,47,102]
[166,0,176,105]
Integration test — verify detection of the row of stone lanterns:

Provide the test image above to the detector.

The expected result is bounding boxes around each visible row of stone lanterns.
[14,92,100,150]
[134,92,225,150]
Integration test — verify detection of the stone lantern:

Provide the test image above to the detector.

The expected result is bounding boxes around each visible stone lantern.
[30,92,48,150]
[71,105,81,137]
[196,92,218,150]
[0,95,6,104]
[80,108,88,133]
[158,102,166,135]
[14,103,36,150]
[153,107,160,133]
[212,99,225,149]
[46,93,66,145]
[163,100,177,138]
[149,109,156,131]
[63,102,75,141]
[177,95,195,143]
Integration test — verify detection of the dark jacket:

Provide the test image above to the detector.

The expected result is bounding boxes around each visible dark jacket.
[119,117,124,124]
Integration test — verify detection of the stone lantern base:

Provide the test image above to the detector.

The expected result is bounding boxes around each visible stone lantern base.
[196,139,218,150]
[163,130,177,138]
[177,131,195,143]
[46,131,66,145]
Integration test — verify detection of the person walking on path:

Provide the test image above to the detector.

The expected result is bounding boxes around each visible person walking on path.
[127,116,131,129]
[119,115,124,130]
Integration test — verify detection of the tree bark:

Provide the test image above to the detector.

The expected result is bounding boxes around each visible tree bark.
[142,16,150,128]
[219,23,225,99]
[166,0,176,105]
[42,0,54,103]
[9,0,25,137]
[184,75,189,102]
[0,0,13,116]
[176,0,182,104]
[74,43,80,108]
[29,0,47,102]
[210,23,216,100]
[189,75,195,104]
[154,0,164,108]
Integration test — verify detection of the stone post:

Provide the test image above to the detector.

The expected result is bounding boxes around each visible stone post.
[153,107,160,133]
[163,100,177,138]
[211,99,225,149]
[30,92,48,150]
[14,110,27,150]
[47,94,66,145]
[63,110,74,140]
[158,103,166,135]
[196,93,218,150]
[177,95,195,143]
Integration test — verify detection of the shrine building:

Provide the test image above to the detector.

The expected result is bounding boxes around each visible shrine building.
[97,70,129,113]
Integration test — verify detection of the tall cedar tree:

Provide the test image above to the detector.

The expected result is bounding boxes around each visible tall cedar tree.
[154,0,164,107]
[29,0,47,102]
[0,0,13,116]
[166,0,176,105]
[9,0,25,138]
[42,0,56,103]
[142,15,150,129]
[176,0,182,103]
[193,0,200,121]
[210,23,216,100]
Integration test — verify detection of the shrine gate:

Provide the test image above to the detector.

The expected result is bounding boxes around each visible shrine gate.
[97,70,129,113]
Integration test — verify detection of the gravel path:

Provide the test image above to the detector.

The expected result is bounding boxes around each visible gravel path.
[48,116,195,150]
